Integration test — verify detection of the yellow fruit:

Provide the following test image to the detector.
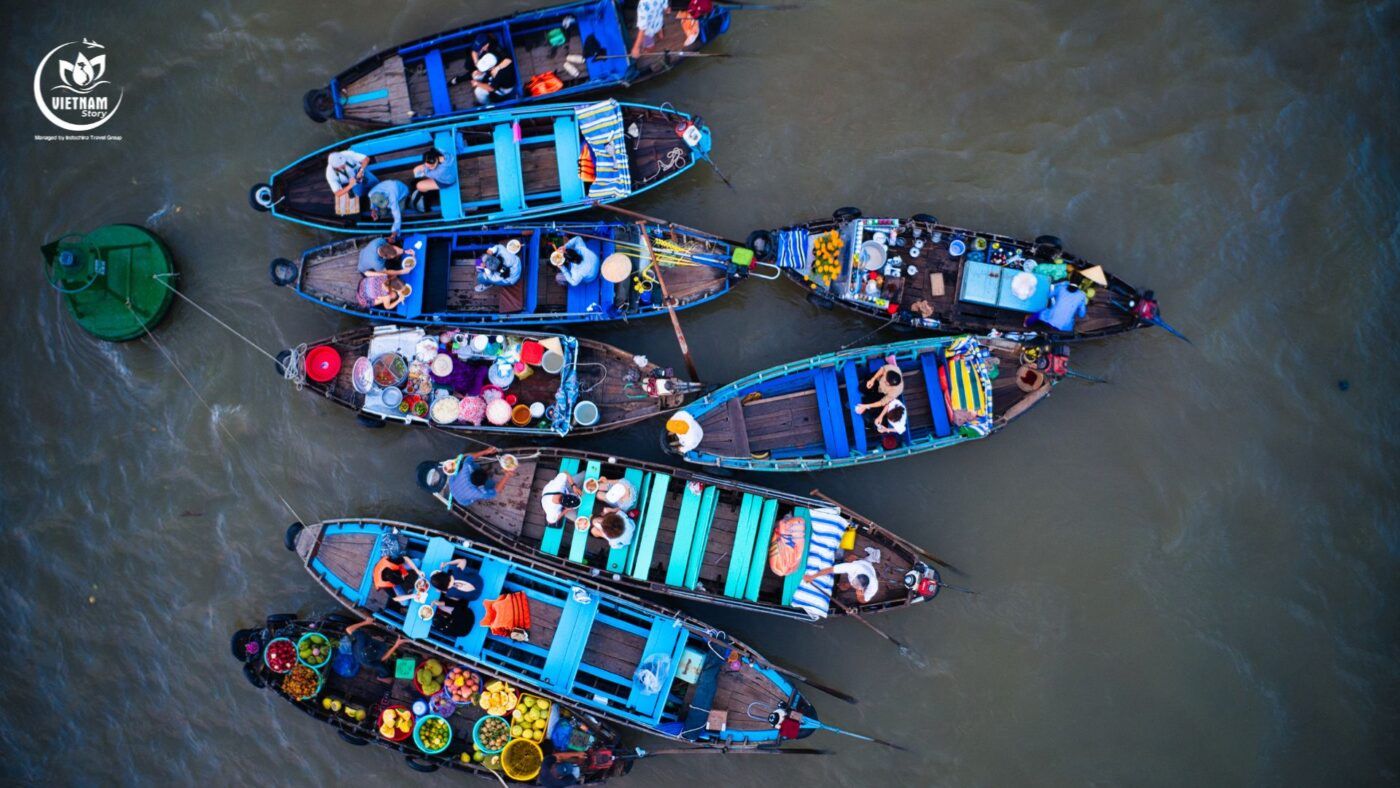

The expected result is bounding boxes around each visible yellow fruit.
[534,719,546,730]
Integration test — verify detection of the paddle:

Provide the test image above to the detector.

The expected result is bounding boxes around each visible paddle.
[624,746,830,759]
[592,51,735,59]
[715,0,802,9]
[1110,297,1191,344]
[635,222,702,382]
[767,663,859,705]
[808,719,908,751]
[1063,368,1109,384]
[829,596,916,660]
[807,489,964,576]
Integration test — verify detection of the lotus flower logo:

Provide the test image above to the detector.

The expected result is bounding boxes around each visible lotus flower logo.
[55,51,108,93]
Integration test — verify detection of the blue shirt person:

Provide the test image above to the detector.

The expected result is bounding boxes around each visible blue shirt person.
[475,244,522,291]
[552,236,600,287]
[367,179,411,236]
[413,148,458,192]
[1035,281,1088,332]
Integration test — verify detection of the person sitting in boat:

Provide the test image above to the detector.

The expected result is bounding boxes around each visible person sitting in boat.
[1032,280,1088,332]
[804,554,880,604]
[665,411,705,454]
[371,554,422,609]
[551,236,601,288]
[357,236,412,279]
[360,275,411,310]
[596,475,637,513]
[590,510,635,551]
[428,558,484,601]
[467,51,517,105]
[873,401,908,438]
[432,600,477,638]
[855,355,905,415]
[632,0,670,57]
[540,471,584,526]
[473,244,522,293]
[412,148,457,195]
[367,179,411,236]
[343,619,407,680]
[439,454,513,507]
[325,148,377,200]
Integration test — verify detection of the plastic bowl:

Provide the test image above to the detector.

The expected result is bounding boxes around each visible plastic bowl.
[502,738,544,782]
[572,400,599,427]
[296,632,333,669]
[412,714,453,755]
[378,705,414,742]
[262,637,297,674]
[305,345,342,383]
[472,714,511,754]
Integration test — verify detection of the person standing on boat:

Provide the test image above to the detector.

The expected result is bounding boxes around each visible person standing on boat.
[325,149,377,200]
[551,236,601,287]
[631,0,670,58]
[412,148,457,195]
[474,243,522,292]
[367,179,411,237]
[1032,281,1088,332]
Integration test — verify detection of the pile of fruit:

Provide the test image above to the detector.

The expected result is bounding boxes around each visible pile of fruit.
[282,664,320,700]
[475,715,511,753]
[477,680,518,716]
[811,230,844,283]
[502,739,544,781]
[416,715,452,753]
[463,749,503,770]
[319,697,368,722]
[298,633,333,668]
[444,666,479,702]
[379,706,414,740]
[414,658,445,695]
[509,695,552,744]
[263,639,296,674]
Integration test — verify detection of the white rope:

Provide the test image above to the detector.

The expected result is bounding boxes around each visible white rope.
[151,273,284,364]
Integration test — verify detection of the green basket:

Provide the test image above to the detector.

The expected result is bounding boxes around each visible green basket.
[413,714,453,755]
[296,632,334,669]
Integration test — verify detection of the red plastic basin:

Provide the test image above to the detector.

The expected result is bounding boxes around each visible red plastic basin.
[306,345,342,383]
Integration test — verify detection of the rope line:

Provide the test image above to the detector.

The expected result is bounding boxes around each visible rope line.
[152,274,283,364]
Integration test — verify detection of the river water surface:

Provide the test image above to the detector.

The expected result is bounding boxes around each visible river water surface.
[2,0,1398,785]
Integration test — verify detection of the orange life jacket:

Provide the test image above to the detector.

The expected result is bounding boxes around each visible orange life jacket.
[578,144,596,184]
[372,556,409,590]
[526,71,564,96]
[480,591,531,636]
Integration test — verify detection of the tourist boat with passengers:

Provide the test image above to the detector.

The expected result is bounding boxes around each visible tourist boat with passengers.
[289,518,824,748]
[269,219,763,327]
[750,208,1177,342]
[250,100,712,233]
[417,448,945,620]
[302,0,732,126]
[231,612,633,782]
[662,335,1065,471]
[278,324,701,434]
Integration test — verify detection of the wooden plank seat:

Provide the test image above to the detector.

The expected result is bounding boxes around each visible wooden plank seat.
[540,458,580,555]
[629,473,672,581]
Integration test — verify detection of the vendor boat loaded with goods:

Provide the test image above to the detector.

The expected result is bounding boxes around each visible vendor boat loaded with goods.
[231,613,633,782]
[288,518,871,749]
[279,324,701,434]
[418,448,946,620]
[751,208,1186,342]
[301,0,732,126]
[250,100,714,233]
[269,218,764,327]
[662,335,1066,471]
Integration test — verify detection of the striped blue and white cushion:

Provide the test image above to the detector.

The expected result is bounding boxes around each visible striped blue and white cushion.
[775,228,810,270]
[576,100,632,202]
[790,507,849,620]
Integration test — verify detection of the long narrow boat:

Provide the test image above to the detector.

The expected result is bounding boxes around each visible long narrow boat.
[304,0,732,126]
[753,208,1166,341]
[278,324,700,434]
[291,518,822,748]
[419,448,945,620]
[251,100,711,233]
[663,335,1063,471]
[231,612,631,782]
[270,220,757,327]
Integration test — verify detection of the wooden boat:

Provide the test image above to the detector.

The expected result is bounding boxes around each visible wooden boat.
[303,0,733,126]
[251,100,711,233]
[271,219,759,327]
[421,447,945,620]
[231,612,630,782]
[662,335,1063,471]
[290,518,822,747]
[279,324,700,434]
[753,209,1165,341]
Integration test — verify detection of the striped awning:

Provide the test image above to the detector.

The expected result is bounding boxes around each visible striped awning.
[576,100,632,202]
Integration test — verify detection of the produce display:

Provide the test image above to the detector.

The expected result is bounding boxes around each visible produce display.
[297,632,333,668]
[263,639,296,674]
[282,664,320,700]
[502,738,544,782]
[414,658,445,695]
[478,680,519,716]
[319,696,368,722]
[811,229,844,283]
[509,694,553,744]
[379,706,414,741]
[474,715,511,753]
[415,715,452,754]
[444,666,479,702]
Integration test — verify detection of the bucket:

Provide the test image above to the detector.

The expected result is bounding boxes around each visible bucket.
[572,400,599,427]
[502,738,544,782]
[305,345,341,383]
[511,404,532,426]
[540,351,565,374]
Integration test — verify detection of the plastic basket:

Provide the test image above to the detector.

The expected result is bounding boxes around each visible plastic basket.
[501,738,544,782]
[472,714,510,754]
[412,714,453,755]
[262,637,297,674]
[296,632,334,669]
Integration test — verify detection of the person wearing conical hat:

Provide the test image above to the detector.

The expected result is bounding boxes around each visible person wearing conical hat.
[665,410,704,454]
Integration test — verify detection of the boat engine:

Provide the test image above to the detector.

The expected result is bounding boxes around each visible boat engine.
[903,562,941,602]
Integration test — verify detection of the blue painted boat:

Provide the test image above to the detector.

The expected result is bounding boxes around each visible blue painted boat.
[662,335,1063,471]
[251,100,711,233]
[273,219,761,327]
[302,0,732,126]
[291,518,821,748]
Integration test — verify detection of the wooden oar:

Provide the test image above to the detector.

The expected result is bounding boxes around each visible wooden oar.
[624,746,829,759]
[592,51,734,59]
[593,201,726,241]
[767,663,859,705]
[635,222,701,383]
[829,596,915,659]
[808,489,963,576]
[715,0,802,9]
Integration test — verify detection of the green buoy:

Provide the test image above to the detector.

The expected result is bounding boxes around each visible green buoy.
[42,224,176,342]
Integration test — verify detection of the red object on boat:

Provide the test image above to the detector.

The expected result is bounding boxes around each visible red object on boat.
[521,340,545,365]
[306,345,342,383]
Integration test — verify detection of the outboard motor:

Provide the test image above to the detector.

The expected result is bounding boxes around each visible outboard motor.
[1131,289,1159,321]
[903,562,942,602]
